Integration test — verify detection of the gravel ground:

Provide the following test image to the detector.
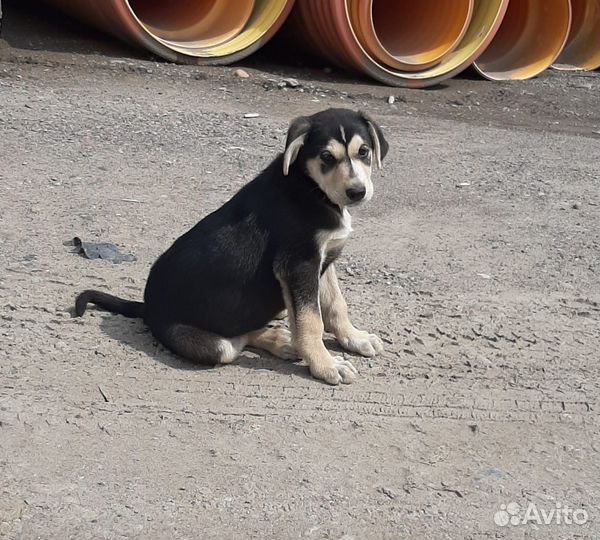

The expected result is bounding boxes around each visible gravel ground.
[1,4,599,539]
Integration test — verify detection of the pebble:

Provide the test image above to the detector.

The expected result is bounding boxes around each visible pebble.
[243,113,260,118]
[387,95,395,104]
[281,78,300,88]
[234,69,250,78]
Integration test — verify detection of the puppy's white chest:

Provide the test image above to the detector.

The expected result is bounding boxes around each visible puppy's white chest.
[319,209,353,256]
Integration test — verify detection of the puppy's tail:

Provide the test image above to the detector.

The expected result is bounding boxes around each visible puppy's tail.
[75,290,144,319]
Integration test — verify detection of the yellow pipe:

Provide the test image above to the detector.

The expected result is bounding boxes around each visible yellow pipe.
[42,0,295,64]
[474,0,572,80]
[554,0,600,70]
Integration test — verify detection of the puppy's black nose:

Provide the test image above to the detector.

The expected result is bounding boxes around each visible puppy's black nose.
[346,186,366,202]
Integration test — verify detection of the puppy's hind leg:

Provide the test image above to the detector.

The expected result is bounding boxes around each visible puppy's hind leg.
[164,324,247,365]
[247,326,298,360]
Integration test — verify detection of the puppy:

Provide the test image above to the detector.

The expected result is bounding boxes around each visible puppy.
[76,108,389,385]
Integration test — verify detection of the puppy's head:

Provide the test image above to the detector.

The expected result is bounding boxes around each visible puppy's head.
[283,108,389,208]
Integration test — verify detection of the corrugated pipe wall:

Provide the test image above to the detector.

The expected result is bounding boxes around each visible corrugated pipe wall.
[40,0,296,64]
[40,0,600,87]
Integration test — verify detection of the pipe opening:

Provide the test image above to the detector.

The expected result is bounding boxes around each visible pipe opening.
[292,0,509,86]
[474,0,571,80]
[555,0,600,69]
[127,0,255,49]
[370,0,473,66]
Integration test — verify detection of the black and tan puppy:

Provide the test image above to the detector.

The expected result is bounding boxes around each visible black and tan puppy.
[76,108,388,385]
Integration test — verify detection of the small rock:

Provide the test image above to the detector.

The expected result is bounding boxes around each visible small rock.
[456,182,471,187]
[478,356,492,367]
[234,69,250,78]
[244,113,260,118]
[281,77,300,88]
[387,95,395,104]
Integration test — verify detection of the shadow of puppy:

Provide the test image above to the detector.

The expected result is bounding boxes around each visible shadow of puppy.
[96,309,327,382]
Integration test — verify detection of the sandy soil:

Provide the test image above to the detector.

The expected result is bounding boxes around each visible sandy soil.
[1,3,599,539]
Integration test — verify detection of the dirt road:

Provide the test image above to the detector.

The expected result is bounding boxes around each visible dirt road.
[1,12,599,539]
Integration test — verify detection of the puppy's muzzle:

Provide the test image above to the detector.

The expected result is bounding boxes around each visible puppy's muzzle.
[345,186,366,203]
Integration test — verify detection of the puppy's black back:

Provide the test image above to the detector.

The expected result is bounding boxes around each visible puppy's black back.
[143,155,339,339]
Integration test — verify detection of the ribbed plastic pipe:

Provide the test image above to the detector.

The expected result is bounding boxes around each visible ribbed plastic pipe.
[349,0,474,71]
[42,0,295,64]
[554,0,600,70]
[288,0,509,88]
[474,0,572,80]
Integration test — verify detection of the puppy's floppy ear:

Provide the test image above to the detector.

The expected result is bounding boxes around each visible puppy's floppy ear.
[360,111,389,169]
[283,116,311,176]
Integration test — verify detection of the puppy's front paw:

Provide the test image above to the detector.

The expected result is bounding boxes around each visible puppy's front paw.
[339,330,384,357]
[311,356,357,385]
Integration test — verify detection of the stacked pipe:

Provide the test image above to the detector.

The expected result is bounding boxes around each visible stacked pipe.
[473,0,572,80]
[39,0,600,86]
[41,0,296,64]
[554,0,600,70]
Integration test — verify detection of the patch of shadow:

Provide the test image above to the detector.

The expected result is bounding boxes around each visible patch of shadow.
[2,0,150,60]
[98,313,208,371]
[234,350,315,382]
[97,310,320,382]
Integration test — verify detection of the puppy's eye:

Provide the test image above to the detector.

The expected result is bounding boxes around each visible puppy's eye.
[358,145,370,158]
[320,151,336,165]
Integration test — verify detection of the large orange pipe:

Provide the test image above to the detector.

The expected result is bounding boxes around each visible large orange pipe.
[349,0,474,71]
[554,0,600,70]
[473,0,572,80]
[288,0,509,88]
[42,0,295,64]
